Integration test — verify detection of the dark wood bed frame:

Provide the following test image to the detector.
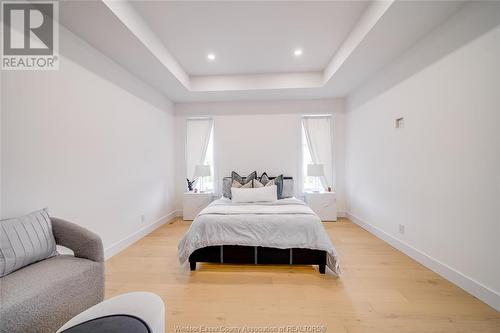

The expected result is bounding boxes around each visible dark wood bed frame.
[189,176,327,274]
[189,245,327,274]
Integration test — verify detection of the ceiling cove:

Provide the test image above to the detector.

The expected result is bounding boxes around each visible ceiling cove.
[59,1,466,102]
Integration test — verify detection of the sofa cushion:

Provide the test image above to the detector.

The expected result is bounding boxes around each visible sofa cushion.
[0,255,104,333]
[0,208,57,277]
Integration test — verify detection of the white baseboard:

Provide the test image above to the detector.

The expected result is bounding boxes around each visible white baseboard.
[337,211,346,218]
[104,211,177,260]
[347,212,500,311]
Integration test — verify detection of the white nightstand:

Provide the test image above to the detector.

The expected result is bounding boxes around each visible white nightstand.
[183,192,213,220]
[304,192,337,221]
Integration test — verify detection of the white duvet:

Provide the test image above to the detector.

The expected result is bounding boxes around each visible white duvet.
[178,197,340,275]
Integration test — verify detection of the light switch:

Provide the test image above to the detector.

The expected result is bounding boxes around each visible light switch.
[395,117,404,128]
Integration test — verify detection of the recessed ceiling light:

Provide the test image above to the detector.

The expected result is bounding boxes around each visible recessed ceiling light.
[294,49,303,57]
[207,53,216,61]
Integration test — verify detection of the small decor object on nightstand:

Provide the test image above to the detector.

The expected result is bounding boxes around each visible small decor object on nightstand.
[194,164,211,193]
[307,164,324,193]
[186,178,196,192]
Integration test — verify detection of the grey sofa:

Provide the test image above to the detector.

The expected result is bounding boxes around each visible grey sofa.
[0,218,105,333]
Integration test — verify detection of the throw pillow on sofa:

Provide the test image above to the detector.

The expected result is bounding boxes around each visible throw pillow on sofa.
[0,208,58,277]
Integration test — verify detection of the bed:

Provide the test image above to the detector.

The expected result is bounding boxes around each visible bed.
[178,196,340,275]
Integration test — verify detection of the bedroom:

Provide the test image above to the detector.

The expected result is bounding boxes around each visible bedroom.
[0,0,499,332]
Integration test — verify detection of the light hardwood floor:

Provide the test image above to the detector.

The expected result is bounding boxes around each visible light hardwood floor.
[105,218,500,333]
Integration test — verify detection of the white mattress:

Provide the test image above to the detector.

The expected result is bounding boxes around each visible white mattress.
[178,197,340,275]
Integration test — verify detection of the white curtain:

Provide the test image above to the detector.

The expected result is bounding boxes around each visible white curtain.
[302,116,334,190]
[186,118,213,181]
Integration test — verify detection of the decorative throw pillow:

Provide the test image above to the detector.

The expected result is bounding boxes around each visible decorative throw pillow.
[231,171,257,186]
[225,172,256,199]
[252,179,264,188]
[259,172,270,185]
[232,179,252,188]
[282,178,294,198]
[0,208,58,277]
[273,174,284,199]
[255,174,284,199]
[253,178,275,187]
[232,185,277,203]
[254,178,278,188]
[223,178,232,198]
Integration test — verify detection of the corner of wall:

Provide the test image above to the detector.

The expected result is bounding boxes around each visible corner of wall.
[348,1,500,110]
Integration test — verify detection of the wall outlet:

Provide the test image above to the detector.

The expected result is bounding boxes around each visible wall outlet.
[398,224,405,234]
[141,214,146,224]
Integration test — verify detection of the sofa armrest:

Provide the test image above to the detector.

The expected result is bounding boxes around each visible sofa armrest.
[51,218,104,262]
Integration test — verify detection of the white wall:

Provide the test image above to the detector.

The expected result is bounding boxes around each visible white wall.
[175,99,346,213]
[1,26,177,257]
[345,23,500,311]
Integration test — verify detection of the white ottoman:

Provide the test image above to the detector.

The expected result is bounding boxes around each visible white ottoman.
[57,292,165,333]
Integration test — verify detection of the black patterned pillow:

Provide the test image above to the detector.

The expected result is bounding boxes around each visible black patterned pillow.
[231,171,257,186]
[259,172,270,185]
[224,171,257,199]
[254,178,275,188]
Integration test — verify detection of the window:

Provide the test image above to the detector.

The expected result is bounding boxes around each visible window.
[301,115,334,192]
[301,125,316,192]
[202,124,214,191]
[186,118,214,192]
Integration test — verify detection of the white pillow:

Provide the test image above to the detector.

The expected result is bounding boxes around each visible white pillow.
[231,185,277,203]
